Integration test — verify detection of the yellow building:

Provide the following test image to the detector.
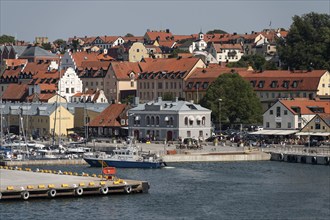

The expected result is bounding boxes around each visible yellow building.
[129,42,148,62]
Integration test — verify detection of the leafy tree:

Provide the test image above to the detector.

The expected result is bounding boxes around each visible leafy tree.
[200,73,262,126]
[125,33,134,37]
[277,12,330,70]
[227,54,268,71]
[121,95,134,104]
[162,92,173,101]
[206,29,228,34]
[72,39,79,52]
[0,35,15,44]
[41,42,52,50]
[53,39,66,46]
[169,48,189,58]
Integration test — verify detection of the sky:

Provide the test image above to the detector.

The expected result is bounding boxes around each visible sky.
[0,0,329,42]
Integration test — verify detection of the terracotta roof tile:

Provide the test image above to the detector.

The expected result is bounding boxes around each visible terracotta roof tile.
[145,31,173,41]
[122,36,144,42]
[1,83,28,101]
[238,70,327,91]
[140,57,200,78]
[71,51,99,67]
[110,61,141,80]
[88,104,127,127]
[280,99,330,115]
[4,59,28,67]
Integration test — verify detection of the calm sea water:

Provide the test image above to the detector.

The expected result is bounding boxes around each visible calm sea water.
[1,161,329,220]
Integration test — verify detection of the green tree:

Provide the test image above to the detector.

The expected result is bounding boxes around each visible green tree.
[206,29,228,34]
[125,33,134,37]
[200,73,262,125]
[162,92,173,101]
[0,35,15,44]
[53,39,65,46]
[41,42,52,50]
[227,54,269,71]
[277,12,330,70]
[169,48,189,58]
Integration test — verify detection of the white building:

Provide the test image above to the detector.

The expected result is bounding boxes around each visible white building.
[263,98,330,130]
[206,42,244,63]
[189,32,207,53]
[58,67,83,102]
[128,97,212,141]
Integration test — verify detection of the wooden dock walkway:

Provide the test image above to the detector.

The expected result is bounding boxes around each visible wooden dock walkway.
[0,166,149,201]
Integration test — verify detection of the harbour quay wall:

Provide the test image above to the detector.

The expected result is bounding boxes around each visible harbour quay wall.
[163,152,271,162]
[0,159,87,166]
[270,152,330,165]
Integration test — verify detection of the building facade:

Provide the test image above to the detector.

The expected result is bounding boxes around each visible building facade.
[128,97,212,141]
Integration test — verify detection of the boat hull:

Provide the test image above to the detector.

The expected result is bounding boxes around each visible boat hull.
[84,158,165,168]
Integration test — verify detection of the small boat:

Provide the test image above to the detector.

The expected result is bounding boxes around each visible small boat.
[83,140,166,168]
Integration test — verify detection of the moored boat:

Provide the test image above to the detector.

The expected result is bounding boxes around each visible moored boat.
[83,145,166,168]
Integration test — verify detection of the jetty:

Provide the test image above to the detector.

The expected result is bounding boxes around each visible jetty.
[0,166,149,201]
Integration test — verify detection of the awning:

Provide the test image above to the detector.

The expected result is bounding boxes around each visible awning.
[295,132,330,136]
[249,130,298,135]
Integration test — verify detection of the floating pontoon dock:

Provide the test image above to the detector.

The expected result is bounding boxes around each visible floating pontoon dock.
[0,166,149,201]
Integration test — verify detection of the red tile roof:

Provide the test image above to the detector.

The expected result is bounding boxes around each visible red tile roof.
[280,99,330,115]
[88,104,127,127]
[122,36,144,42]
[2,66,23,78]
[110,61,141,80]
[26,93,56,102]
[145,31,173,41]
[1,83,28,101]
[140,57,201,77]
[157,40,176,48]
[238,70,327,91]
[71,51,99,67]
[98,36,121,44]
[5,59,28,67]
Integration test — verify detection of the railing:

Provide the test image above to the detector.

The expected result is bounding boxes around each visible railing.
[261,145,330,156]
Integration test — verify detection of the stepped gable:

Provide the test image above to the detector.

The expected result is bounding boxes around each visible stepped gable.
[88,103,127,127]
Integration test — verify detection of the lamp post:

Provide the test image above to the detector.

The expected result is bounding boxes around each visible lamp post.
[218,99,222,136]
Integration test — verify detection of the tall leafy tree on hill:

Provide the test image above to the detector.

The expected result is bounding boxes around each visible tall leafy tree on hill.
[206,29,228,34]
[277,12,330,70]
[200,72,262,126]
[0,35,15,44]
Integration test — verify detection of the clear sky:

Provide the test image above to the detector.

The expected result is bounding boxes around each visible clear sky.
[1,0,329,42]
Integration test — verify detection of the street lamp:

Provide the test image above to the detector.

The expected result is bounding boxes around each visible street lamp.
[218,99,222,135]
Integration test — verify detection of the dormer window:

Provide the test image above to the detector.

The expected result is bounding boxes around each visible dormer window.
[129,72,135,79]
[195,82,200,89]
[292,80,298,88]
[271,81,278,88]
[250,80,256,87]
[203,82,209,89]
[283,80,289,88]
[187,82,193,89]
[258,80,265,88]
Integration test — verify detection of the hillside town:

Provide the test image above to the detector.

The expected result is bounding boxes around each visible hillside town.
[0,27,329,146]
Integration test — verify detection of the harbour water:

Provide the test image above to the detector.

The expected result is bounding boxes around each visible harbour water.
[1,161,329,220]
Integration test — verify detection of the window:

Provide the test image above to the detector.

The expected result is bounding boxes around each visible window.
[284,110,288,115]
[276,122,281,128]
[151,116,155,125]
[137,49,140,52]
[187,131,191,137]
[131,81,134,87]
[276,107,281,117]
[283,81,289,88]
[258,81,265,88]
[156,116,159,125]
[270,110,273,115]
[184,117,188,125]
[71,88,75,93]
[66,88,69,93]
[315,123,321,129]
[292,81,298,88]
[158,82,163,89]
[199,130,203,137]
[266,122,270,128]
[287,122,291,128]
[146,116,150,125]
[121,119,125,125]
[270,81,278,88]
